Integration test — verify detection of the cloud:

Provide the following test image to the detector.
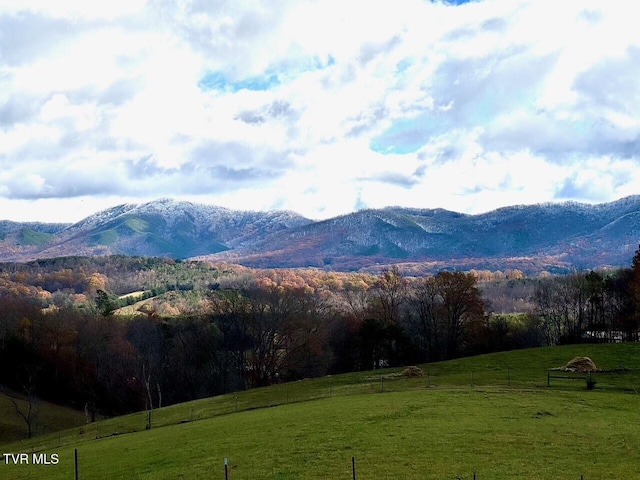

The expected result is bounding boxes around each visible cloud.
[98,78,145,107]
[235,100,297,125]
[0,94,40,126]
[574,47,640,113]
[150,0,295,78]
[0,144,290,201]
[369,171,422,189]
[0,0,148,20]
[358,34,403,66]
[0,12,69,65]
[1,0,639,223]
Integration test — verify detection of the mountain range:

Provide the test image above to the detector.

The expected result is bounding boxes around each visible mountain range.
[1,196,639,274]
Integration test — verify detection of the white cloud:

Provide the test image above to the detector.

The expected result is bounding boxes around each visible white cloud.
[0,0,639,223]
[0,0,147,19]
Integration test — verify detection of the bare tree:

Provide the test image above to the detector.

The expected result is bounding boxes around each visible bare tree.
[126,317,162,429]
[7,367,40,439]
[370,266,407,325]
[407,271,486,360]
[408,275,442,361]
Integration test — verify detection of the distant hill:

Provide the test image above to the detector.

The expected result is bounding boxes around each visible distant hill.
[0,196,639,274]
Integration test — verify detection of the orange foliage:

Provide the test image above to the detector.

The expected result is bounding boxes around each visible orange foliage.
[84,272,108,294]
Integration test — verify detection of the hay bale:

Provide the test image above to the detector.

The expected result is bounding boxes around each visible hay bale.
[401,366,424,378]
[563,356,598,373]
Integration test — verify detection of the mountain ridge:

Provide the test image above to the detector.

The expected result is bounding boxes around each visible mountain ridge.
[1,196,639,274]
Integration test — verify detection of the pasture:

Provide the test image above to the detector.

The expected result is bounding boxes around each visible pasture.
[3,343,640,479]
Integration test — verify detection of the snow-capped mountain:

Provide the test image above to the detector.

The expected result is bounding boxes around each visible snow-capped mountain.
[0,199,311,262]
[1,197,639,274]
[202,196,640,273]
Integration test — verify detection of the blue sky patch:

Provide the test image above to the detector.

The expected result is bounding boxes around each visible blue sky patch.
[198,71,280,92]
[434,0,477,5]
[198,55,334,93]
[370,113,450,155]
[396,58,414,74]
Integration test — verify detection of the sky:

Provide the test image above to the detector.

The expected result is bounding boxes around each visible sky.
[0,0,639,223]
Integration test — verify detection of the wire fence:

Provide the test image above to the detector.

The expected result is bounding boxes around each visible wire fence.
[546,368,640,392]
[8,366,640,457]
[11,449,593,480]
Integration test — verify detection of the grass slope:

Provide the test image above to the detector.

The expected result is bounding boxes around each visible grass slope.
[4,344,640,479]
[0,392,86,446]
[18,229,52,246]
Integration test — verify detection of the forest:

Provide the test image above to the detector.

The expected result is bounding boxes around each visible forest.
[1,250,640,436]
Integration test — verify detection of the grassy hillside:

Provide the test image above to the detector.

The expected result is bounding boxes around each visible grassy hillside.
[6,389,640,479]
[89,229,118,246]
[18,228,53,246]
[0,392,86,446]
[4,344,640,479]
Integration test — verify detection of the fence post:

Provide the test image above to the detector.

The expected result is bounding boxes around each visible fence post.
[352,456,356,480]
[74,448,79,480]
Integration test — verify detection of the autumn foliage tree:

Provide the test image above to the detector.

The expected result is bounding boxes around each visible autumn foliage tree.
[8,251,640,431]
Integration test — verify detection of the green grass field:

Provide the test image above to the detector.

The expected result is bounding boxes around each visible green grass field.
[0,392,86,446]
[3,343,640,479]
[18,229,52,247]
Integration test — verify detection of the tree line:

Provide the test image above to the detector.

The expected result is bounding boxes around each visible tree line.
[2,249,640,437]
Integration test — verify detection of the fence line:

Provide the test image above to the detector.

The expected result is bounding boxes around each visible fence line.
[64,451,592,480]
[10,366,640,455]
